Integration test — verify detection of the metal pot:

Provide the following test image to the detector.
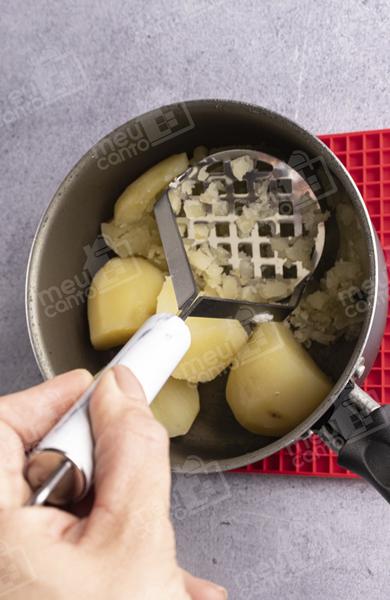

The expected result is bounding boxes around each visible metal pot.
[26,100,390,501]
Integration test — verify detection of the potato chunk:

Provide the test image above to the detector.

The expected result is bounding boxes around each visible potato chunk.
[151,377,200,437]
[157,277,248,383]
[226,322,332,437]
[113,153,189,224]
[88,257,164,350]
[101,216,167,270]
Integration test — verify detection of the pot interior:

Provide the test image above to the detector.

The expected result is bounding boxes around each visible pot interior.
[27,100,375,469]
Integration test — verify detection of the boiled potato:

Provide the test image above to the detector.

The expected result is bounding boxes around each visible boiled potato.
[113,153,189,224]
[226,322,332,437]
[157,277,248,383]
[151,377,200,437]
[101,216,167,270]
[88,257,164,350]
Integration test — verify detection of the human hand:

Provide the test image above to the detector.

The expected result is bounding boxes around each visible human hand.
[0,367,227,599]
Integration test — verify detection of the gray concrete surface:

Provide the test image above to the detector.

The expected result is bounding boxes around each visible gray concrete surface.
[0,0,389,598]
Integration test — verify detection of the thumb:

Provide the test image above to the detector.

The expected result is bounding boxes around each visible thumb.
[182,570,228,599]
[84,366,172,544]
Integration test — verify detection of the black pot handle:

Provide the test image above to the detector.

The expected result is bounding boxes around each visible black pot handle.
[315,383,390,502]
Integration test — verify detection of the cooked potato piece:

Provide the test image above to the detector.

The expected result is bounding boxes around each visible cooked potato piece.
[114,153,189,224]
[226,322,332,437]
[101,216,167,270]
[157,277,248,383]
[151,377,200,437]
[88,257,164,350]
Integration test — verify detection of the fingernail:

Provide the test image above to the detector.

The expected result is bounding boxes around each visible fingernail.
[112,366,146,402]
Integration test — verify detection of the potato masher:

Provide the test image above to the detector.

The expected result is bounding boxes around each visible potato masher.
[154,149,328,324]
[24,149,329,506]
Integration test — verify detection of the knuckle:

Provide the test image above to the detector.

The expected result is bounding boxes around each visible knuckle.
[89,386,104,412]
[90,386,117,418]
[73,368,93,384]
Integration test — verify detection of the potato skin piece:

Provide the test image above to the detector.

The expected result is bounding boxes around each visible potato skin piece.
[226,322,332,437]
[113,153,189,224]
[88,257,164,350]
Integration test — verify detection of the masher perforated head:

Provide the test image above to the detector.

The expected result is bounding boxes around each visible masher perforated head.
[154,149,326,324]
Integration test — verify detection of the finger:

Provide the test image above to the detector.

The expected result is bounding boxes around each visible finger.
[84,366,172,546]
[182,570,228,600]
[0,369,92,508]
[0,506,80,548]
[0,420,30,507]
[0,369,93,449]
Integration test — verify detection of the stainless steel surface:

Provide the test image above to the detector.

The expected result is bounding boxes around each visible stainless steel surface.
[178,289,305,324]
[178,296,296,325]
[357,230,389,382]
[174,149,325,282]
[26,459,73,506]
[353,357,366,381]
[155,148,325,323]
[348,384,381,416]
[25,449,86,506]
[154,192,198,313]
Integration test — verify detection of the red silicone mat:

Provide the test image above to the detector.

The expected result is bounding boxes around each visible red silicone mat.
[236,128,390,479]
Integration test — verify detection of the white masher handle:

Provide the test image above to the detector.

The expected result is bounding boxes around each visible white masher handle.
[25,314,191,505]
